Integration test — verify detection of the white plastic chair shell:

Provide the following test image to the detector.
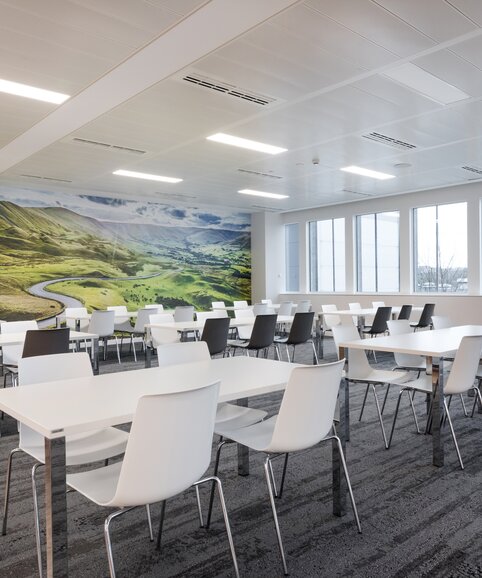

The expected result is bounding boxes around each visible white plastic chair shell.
[1,320,38,365]
[387,319,426,371]
[321,304,341,331]
[65,307,89,331]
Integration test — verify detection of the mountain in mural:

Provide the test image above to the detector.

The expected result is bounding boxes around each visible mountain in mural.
[0,200,250,320]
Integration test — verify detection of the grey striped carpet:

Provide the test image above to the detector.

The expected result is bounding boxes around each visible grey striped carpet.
[1,339,482,577]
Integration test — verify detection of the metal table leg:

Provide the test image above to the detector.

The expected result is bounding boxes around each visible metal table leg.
[432,357,444,467]
[315,314,324,360]
[237,398,249,476]
[91,337,99,375]
[333,376,348,517]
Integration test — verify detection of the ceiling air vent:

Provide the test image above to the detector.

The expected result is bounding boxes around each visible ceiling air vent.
[461,165,482,176]
[362,132,417,150]
[72,138,146,155]
[250,204,282,212]
[182,73,276,106]
[237,168,283,179]
[21,174,72,183]
[342,189,373,197]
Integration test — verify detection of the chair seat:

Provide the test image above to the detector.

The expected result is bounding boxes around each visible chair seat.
[227,339,249,348]
[348,368,407,384]
[21,427,128,466]
[400,373,433,394]
[215,403,267,430]
[68,461,122,506]
[215,416,278,452]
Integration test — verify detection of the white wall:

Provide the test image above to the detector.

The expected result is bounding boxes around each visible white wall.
[252,181,482,324]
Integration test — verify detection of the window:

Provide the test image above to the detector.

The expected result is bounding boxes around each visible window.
[285,223,299,291]
[413,202,467,293]
[356,211,399,292]
[308,218,345,292]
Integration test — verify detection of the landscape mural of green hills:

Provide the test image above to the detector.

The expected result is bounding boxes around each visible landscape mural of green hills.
[0,196,251,321]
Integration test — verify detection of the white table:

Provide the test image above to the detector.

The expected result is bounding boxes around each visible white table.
[0,356,347,577]
[337,325,482,468]
[0,330,100,374]
[62,310,139,331]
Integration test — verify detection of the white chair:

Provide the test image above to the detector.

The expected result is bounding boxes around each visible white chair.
[196,310,228,323]
[261,299,273,306]
[431,315,452,329]
[277,301,293,316]
[148,313,179,349]
[2,353,129,578]
[349,302,362,326]
[387,320,427,375]
[118,308,153,362]
[107,305,132,333]
[332,324,407,449]
[144,304,163,311]
[212,361,360,575]
[233,300,249,309]
[321,304,341,334]
[234,308,255,340]
[212,301,226,310]
[66,383,239,578]
[372,301,385,308]
[0,319,38,386]
[388,335,482,470]
[156,341,268,430]
[89,310,121,363]
[296,300,311,313]
[64,306,89,331]
[253,303,269,316]
[174,305,195,322]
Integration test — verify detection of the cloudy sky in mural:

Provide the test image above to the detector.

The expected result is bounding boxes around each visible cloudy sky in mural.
[0,187,250,231]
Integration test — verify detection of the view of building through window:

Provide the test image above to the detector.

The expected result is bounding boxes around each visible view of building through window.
[309,218,345,292]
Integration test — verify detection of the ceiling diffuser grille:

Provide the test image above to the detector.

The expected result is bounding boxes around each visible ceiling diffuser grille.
[21,174,72,183]
[461,165,482,176]
[237,168,283,179]
[362,132,417,150]
[342,189,373,197]
[250,204,282,212]
[72,138,146,155]
[182,73,276,106]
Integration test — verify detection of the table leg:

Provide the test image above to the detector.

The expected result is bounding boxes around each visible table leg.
[45,436,68,577]
[145,344,152,368]
[237,398,249,476]
[91,337,99,375]
[315,314,324,360]
[432,357,444,467]
[333,376,348,517]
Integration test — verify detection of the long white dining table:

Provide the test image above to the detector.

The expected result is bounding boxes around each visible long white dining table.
[337,325,482,468]
[0,356,347,576]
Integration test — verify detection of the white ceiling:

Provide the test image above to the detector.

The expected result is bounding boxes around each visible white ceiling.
[2,0,482,213]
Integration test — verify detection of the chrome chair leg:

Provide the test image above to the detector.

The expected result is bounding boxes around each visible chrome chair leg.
[32,462,44,578]
[268,459,279,497]
[156,500,167,551]
[285,345,290,362]
[408,390,420,433]
[444,398,464,470]
[104,508,132,578]
[195,486,204,528]
[381,383,391,414]
[206,439,227,528]
[372,385,388,449]
[470,386,482,417]
[388,390,404,449]
[2,446,22,535]
[459,394,468,417]
[358,384,370,421]
[311,341,319,365]
[146,504,153,542]
[264,456,288,575]
[277,453,290,499]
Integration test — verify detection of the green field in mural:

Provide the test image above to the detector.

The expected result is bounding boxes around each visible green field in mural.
[0,198,251,321]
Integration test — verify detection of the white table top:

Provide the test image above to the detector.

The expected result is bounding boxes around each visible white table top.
[0,329,98,346]
[64,311,138,321]
[321,306,423,317]
[147,315,295,332]
[338,325,482,357]
[0,356,299,439]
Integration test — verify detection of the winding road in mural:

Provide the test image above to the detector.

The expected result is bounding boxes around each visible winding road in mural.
[28,272,164,327]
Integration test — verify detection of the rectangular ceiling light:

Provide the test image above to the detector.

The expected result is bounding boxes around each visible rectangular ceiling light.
[341,166,395,180]
[382,63,470,105]
[207,133,287,154]
[0,78,69,104]
[113,169,182,183]
[238,189,289,199]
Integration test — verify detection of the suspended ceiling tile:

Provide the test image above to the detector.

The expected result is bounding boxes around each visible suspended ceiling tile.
[446,0,482,27]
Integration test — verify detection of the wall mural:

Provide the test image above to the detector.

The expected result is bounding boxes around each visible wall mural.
[0,189,251,321]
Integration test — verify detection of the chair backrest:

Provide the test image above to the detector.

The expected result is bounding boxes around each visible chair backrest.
[277,301,293,316]
[445,335,482,395]
[332,324,372,378]
[368,306,392,334]
[431,315,452,329]
[286,312,315,345]
[156,340,210,366]
[65,307,88,330]
[108,381,220,507]
[266,360,345,453]
[107,305,127,315]
[296,300,312,313]
[247,314,277,349]
[253,303,269,316]
[398,304,412,320]
[174,306,195,322]
[201,317,231,356]
[149,324,179,348]
[321,304,341,330]
[22,328,70,358]
[234,308,254,320]
[88,310,115,337]
[149,313,174,324]
[133,308,154,333]
[144,304,163,310]
[349,302,362,310]
[233,300,249,309]
[18,352,93,450]
[372,301,385,308]
[196,310,228,323]
[212,301,226,309]
[0,320,38,365]
[261,299,273,306]
[387,320,425,368]
[416,303,435,328]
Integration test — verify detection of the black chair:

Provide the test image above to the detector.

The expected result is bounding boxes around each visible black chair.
[201,317,230,357]
[397,305,412,320]
[410,303,435,331]
[228,314,279,358]
[362,307,392,337]
[274,311,317,363]
[22,328,70,358]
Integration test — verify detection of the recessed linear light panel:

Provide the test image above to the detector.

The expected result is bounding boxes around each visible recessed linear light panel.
[382,63,470,105]
[238,189,289,199]
[341,166,395,180]
[0,78,69,104]
[113,169,182,183]
[207,133,287,155]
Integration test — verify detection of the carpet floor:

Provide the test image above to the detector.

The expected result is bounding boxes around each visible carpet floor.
[1,338,482,577]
